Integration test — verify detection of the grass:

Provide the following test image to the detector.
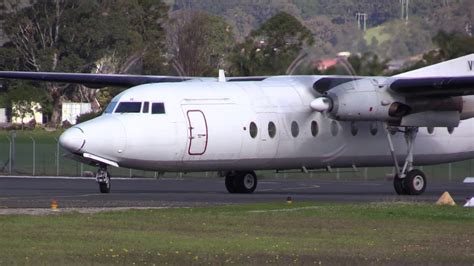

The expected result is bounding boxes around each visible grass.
[364,25,391,45]
[0,202,473,265]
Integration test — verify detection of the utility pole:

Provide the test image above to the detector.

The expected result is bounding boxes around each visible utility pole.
[466,22,472,37]
[355,12,367,31]
[400,0,409,23]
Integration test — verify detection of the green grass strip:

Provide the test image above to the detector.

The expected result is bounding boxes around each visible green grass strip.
[0,202,473,265]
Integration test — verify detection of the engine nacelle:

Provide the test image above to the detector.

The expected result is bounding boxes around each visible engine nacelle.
[461,95,474,120]
[312,78,408,121]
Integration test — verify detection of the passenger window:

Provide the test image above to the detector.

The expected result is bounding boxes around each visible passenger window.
[291,121,299,137]
[151,103,166,114]
[249,122,258,138]
[311,121,319,137]
[370,122,378,136]
[142,102,149,113]
[351,121,358,136]
[331,121,338,136]
[115,102,142,113]
[268,122,276,138]
[389,127,397,135]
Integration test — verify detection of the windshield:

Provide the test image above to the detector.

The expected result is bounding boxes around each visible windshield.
[104,101,118,114]
[114,102,142,113]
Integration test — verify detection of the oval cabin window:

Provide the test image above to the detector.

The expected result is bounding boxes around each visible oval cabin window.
[331,121,339,136]
[311,121,319,137]
[291,121,299,137]
[370,122,378,136]
[249,122,258,138]
[351,121,358,136]
[268,122,276,138]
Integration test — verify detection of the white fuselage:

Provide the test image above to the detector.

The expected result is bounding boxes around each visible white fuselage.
[65,76,474,172]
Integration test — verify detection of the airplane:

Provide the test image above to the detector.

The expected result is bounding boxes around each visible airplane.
[1,54,474,195]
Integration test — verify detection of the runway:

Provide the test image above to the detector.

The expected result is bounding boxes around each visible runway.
[0,176,473,209]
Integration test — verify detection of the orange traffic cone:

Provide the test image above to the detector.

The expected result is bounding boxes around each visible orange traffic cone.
[51,199,59,211]
[436,192,456,206]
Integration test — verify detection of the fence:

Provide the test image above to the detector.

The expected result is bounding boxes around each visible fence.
[0,130,472,181]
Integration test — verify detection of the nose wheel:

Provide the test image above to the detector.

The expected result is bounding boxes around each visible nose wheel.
[96,167,111,193]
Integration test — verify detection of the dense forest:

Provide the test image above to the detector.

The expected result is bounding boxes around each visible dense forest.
[0,0,473,126]
[172,0,473,58]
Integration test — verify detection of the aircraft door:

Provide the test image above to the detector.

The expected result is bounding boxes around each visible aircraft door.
[186,110,208,155]
[181,103,243,164]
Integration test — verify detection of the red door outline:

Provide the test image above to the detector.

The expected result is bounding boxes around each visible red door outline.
[186,110,208,155]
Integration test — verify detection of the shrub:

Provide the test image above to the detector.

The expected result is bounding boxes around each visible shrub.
[76,112,101,124]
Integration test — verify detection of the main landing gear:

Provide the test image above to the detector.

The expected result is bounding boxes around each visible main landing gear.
[96,166,111,193]
[385,125,427,195]
[225,171,258,193]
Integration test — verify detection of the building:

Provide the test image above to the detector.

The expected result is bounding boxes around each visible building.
[12,101,43,125]
[62,102,92,125]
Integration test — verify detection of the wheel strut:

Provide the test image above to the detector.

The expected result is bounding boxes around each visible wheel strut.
[384,124,426,195]
[385,125,418,179]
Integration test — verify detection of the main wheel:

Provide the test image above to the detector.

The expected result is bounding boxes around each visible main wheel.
[236,171,257,194]
[403,169,427,195]
[225,173,238,193]
[225,171,257,194]
[98,171,111,193]
[393,175,408,195]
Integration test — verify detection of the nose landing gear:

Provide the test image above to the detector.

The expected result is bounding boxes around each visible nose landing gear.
[96,166,111,193]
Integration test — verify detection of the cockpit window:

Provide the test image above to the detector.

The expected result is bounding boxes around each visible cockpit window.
[142,102,149,113]
[152,103,166,114]
[104,101,118,114]
[115,102,142,113]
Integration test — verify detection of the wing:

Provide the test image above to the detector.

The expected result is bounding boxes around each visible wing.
[0,71,192,87]
[0,71,269,87]
[389,76,474,97]
[389,54,474,97]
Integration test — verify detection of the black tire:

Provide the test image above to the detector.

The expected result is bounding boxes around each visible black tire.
[236,171,257,194]
[403,169,427,195]
[99,172,111,193]
[225,174,238,193]
[393,175,407,195]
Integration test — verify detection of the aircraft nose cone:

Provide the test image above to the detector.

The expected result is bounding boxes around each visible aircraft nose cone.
[59,127,85,153]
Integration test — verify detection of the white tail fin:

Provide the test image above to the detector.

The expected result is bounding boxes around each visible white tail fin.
[395,54,474,78]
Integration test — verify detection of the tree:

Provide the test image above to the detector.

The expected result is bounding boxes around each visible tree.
[228,12,314,76]
[1,0,169,126]
[319,52,389,76]
[432,30,474,60]
[347,52,389,76]
[7,81,46,128]
[166,10,234,76]
[398,30,474,73]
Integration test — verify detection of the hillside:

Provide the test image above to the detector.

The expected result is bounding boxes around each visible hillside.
[1,1,472,59]
[171,0,473,59]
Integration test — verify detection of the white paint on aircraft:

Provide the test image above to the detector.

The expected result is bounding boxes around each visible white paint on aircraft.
[4,54,474,195]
